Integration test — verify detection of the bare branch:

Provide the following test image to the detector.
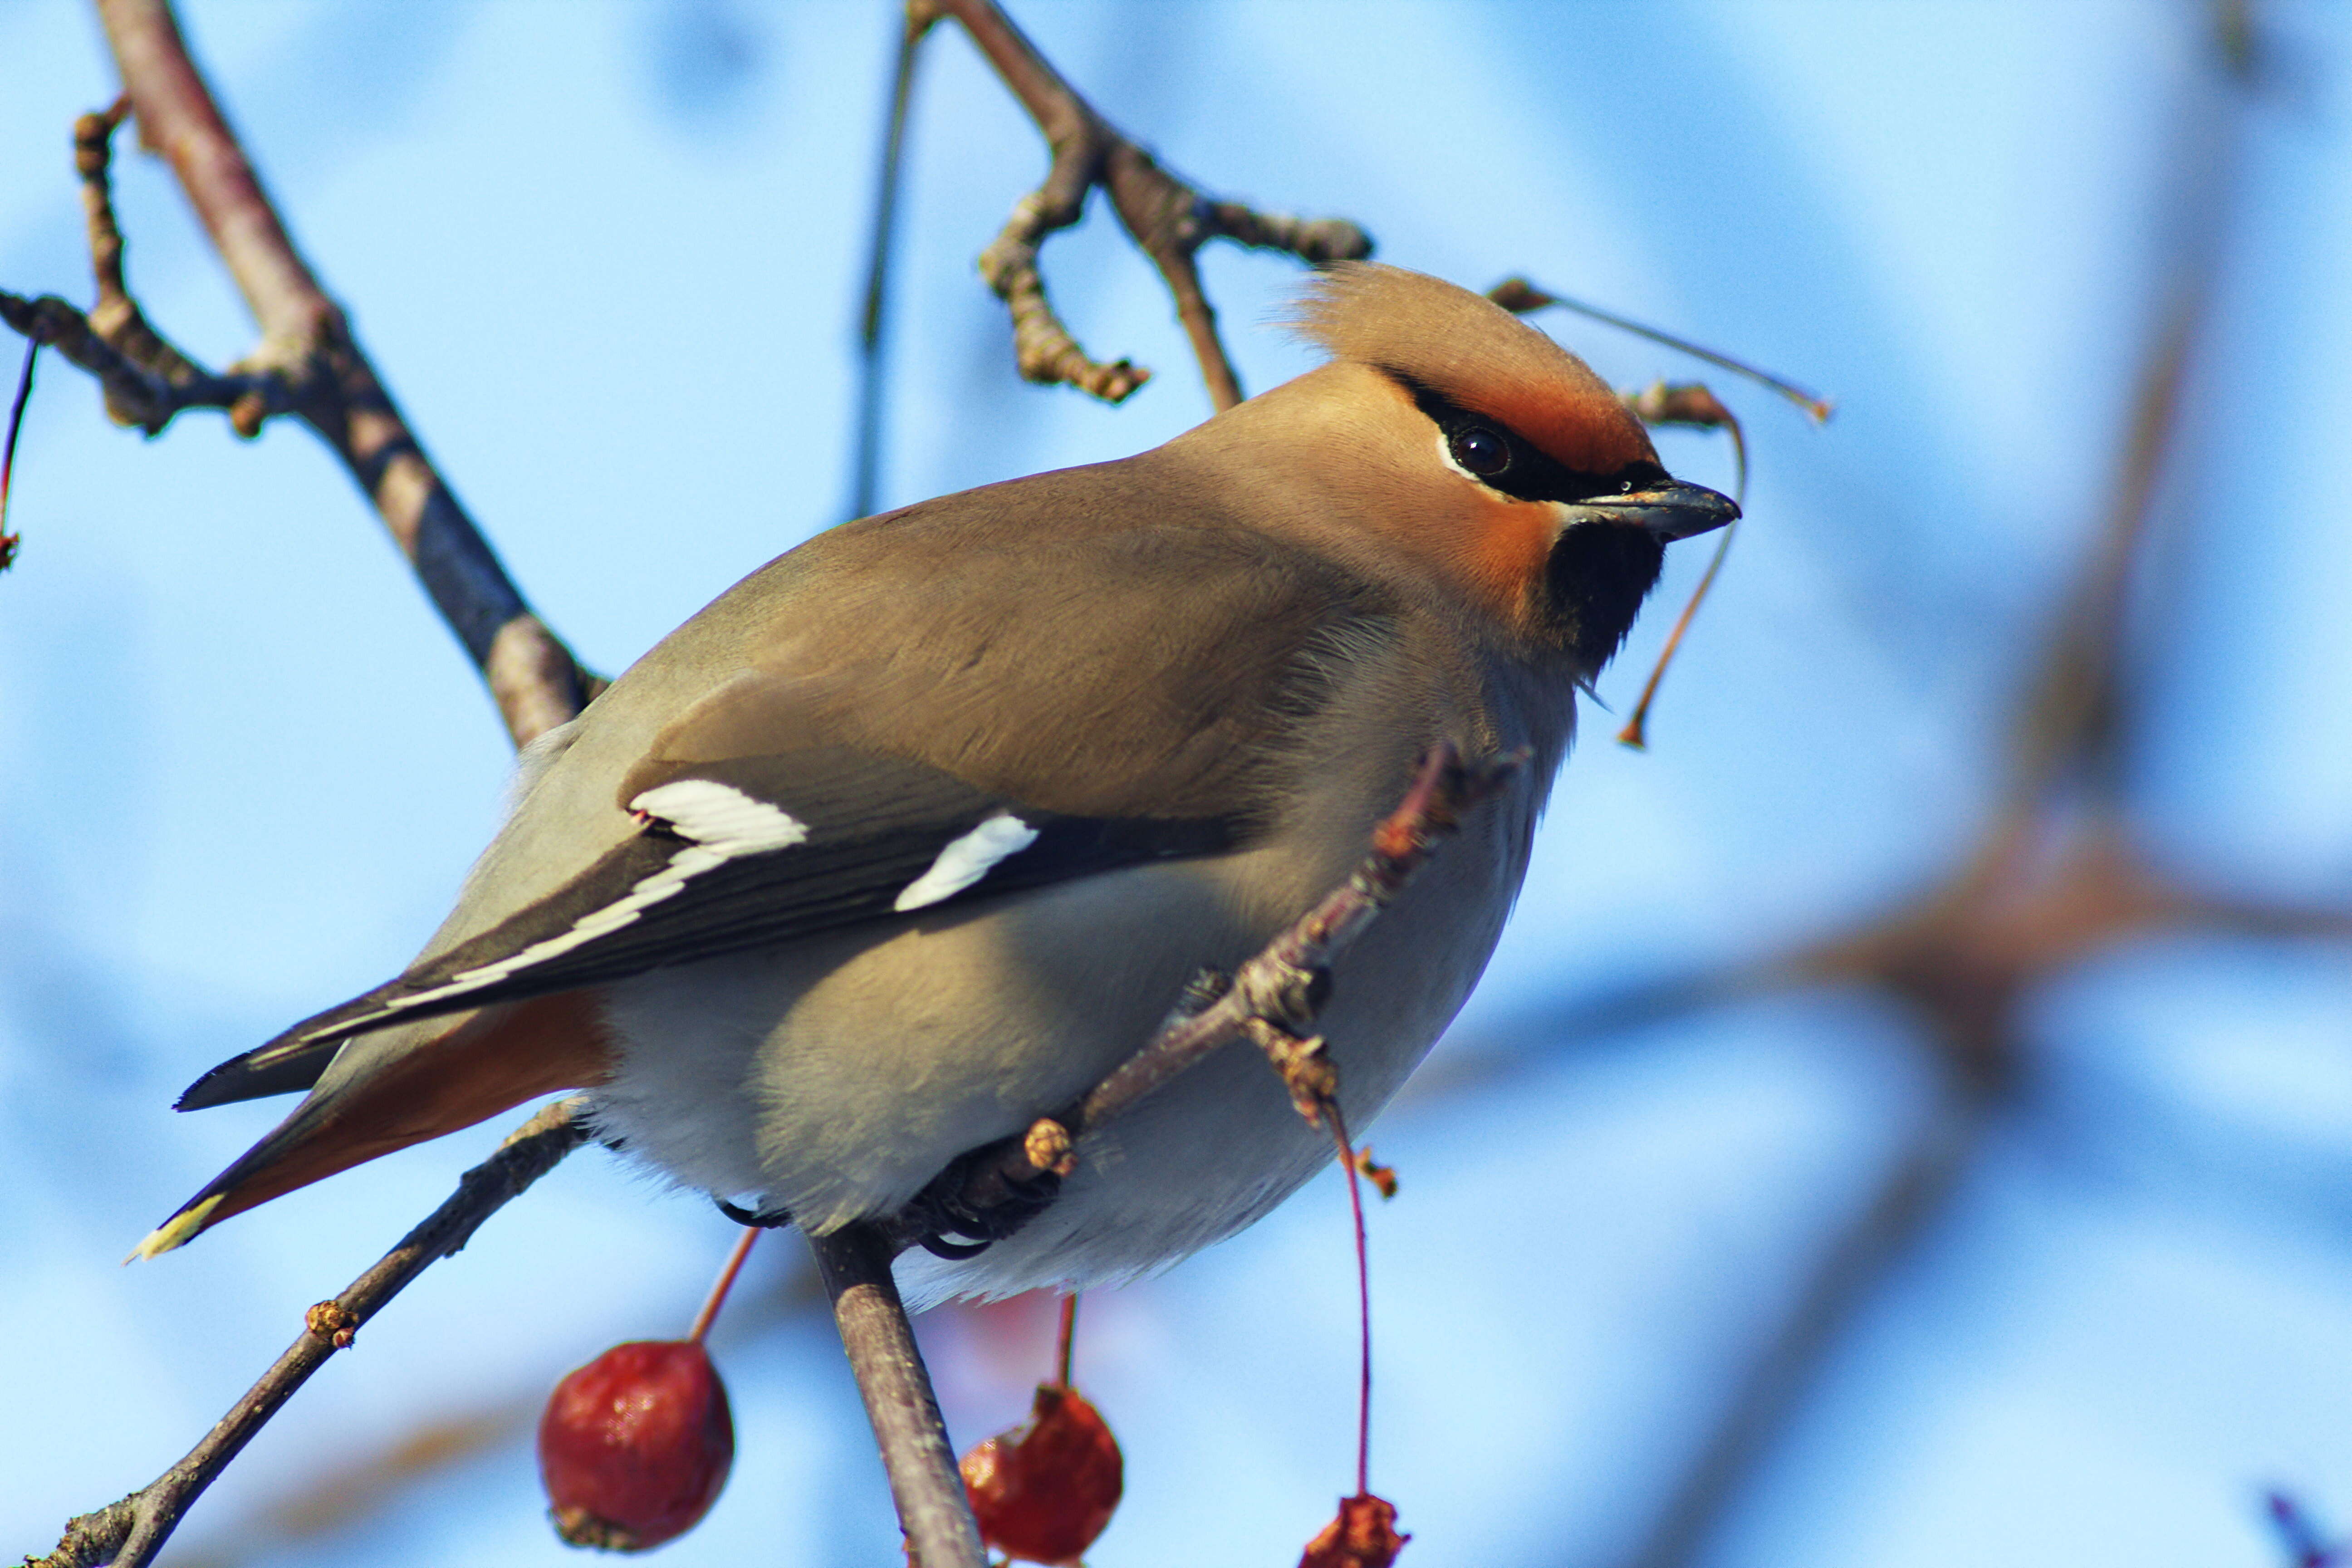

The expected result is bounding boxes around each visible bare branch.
[807,1225,988,1568]
[1991,8,2249,833]
[925,740,1524,1248]
[1489,276,1833,423]
[0,2,597,745]
[0,288,278,436]
[1620,1070,1991,1568]
[0,337,37,571]
[848,10,931,523]
[25,1100,588,1568]
[2,7,633,1555]
[0,102,285,438]
[794,743,1521,1562]
[924,0,1371,411]
[1999,296,2194,818]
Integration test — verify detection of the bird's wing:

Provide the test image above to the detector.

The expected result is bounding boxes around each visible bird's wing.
[180,514,1394,1109]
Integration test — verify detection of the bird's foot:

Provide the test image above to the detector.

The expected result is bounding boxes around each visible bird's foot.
[899,1140,1065,1261]
[713,1196,796,1228]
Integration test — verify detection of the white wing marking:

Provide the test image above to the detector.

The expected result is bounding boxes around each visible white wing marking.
[345,782,810,1026]
[627,779,810,853]
[893,813,1039,912]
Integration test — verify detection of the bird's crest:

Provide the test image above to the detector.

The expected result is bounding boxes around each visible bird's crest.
[1289,263,1656,477]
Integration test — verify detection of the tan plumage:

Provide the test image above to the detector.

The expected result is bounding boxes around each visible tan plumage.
[136,265,1735,1296]
[1290,261,1656,479]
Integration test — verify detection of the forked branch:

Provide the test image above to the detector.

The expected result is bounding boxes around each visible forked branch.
[917,0,1372,411]
[0,100,283,438]
[1,0,593,746]
[915,742,1521,1254]
[26,1101,588,1568]
[823,742,1520,1568]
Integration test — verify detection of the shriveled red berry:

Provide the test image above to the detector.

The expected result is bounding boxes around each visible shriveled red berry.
[539,1339,735,1552]
[1298,1492,1409,1568]
[960,1384,1123,1565]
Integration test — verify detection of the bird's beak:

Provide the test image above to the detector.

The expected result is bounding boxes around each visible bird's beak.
[1570,479,1740,542]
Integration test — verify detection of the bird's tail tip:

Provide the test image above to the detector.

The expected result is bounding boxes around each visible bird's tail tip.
[124,1194,223,1264]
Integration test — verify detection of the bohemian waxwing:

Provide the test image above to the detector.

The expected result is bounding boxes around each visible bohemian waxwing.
[134,264,1735,1299]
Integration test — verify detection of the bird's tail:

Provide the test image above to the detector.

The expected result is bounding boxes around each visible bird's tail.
[132,990,613,1259]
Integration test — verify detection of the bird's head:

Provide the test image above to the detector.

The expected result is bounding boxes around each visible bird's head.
[1266,262,1738,676]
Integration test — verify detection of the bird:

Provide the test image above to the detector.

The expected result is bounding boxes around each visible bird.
[132,263,1736,1301]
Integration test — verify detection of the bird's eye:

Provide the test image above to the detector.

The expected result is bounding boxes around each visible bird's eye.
[1449,427,1510,478]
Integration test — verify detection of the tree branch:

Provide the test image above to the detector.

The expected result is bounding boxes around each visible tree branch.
[1,0,595,746]
[906,741,1525,1258]
[921,0,1372,412]
[847,8,930,523]
[814,742,1522,1559]
[1620,1068,1992,1568]
[0,99,285,439]
[10,9,612,1558]
[22,741,1522,1567]
[808,1225,988,1568]
[25,1100,588,1568]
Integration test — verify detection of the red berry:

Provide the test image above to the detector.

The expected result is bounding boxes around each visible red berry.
[960,1384,1123,1565]
[539,1340,735,1552]
[1298,1493,1409,1568]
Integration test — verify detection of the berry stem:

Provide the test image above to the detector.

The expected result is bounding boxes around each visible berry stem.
[1052,1292,1079,1390]
[687,1227,760,1345]
[1,337,39,565]
[1491,277,1833,421]
[1618,419,1747,750]
[1327,1099,1373,1498]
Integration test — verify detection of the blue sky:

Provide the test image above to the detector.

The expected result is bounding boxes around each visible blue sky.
[3,4,2349,1566]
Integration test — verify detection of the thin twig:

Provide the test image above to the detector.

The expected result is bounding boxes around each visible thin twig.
[2,1,597,746]
[74,93,254,427]
[1088,745,1517,1123]
[943,741,1522,1229]
[1489,276,1833,423]
[815,742,1515,1560]
[808,1224,987,1568]
[848,8,933,522]
[0,335,37,571]
[25,1100,588,1568]
[0,99,281,439]
[1613,382,1747,750]
[923,0,1371,411]
[152,1261,833,1567]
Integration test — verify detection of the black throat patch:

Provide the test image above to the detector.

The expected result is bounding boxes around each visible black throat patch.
[1543,522,1665,674]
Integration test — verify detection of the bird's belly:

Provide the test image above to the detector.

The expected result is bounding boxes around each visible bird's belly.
[592,807,1524,1302]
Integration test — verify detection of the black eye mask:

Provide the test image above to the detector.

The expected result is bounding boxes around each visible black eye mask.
[1387,372,1666,505]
